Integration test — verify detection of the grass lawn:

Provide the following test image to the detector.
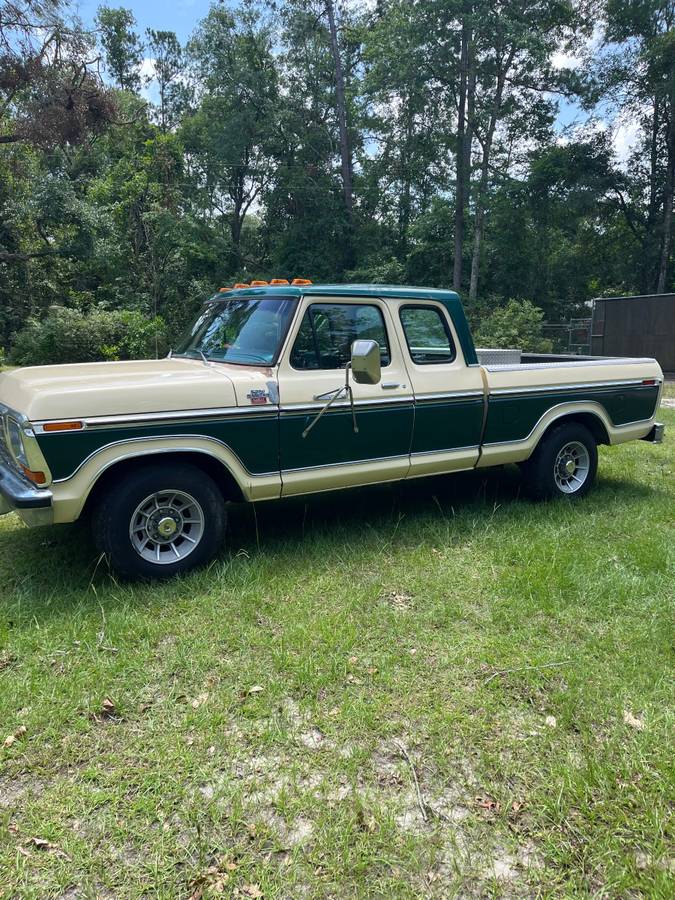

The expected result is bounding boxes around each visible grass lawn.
[1,402,673,898]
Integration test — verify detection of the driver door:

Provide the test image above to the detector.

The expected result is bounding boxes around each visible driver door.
[277,296,414,496]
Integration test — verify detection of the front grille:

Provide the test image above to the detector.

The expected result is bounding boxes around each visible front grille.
[0,404,11,457]
[0,403,22,471]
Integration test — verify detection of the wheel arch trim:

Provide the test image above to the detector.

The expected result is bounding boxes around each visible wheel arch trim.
[49,435,280,523]
[477,401,653,468]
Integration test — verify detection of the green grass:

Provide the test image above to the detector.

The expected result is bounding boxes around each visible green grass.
[1,406,673,898]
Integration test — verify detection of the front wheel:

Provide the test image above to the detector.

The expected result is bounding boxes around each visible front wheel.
[521,422,598,500]
[92,462,226,579]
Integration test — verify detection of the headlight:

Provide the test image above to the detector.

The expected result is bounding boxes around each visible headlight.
[6,418,28,466]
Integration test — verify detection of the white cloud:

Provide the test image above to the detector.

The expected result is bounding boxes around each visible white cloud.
[139,58,159,104]
[551,50,582,70]
[613,119,641,165]
[140,57,157,80]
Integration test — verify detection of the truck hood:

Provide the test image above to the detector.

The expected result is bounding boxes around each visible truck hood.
[0,358,276,421]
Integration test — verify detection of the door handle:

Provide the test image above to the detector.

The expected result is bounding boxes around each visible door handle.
[381,382,400,389]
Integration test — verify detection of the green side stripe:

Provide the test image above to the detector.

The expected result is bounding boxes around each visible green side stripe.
[483,384,659,444]
[37,383,658,483]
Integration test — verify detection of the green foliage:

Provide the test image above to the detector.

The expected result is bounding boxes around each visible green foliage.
[0,0,673,366]
[9,307,166,366]
[474,299,553,353]
[345,256,405,284]
[96,6,144,92]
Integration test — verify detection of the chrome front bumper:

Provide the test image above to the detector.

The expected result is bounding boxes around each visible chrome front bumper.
[0,452,53,526]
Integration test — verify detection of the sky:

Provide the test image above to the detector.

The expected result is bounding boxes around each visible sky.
[73,0,214,45]
[72,0,639,163]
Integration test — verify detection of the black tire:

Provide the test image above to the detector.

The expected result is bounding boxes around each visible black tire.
[92,462,226,579]
[521,421,598,501]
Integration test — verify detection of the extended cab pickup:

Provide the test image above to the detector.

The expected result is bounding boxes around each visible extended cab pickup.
[0,283,665,578]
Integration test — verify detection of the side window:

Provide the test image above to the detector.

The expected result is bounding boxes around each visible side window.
[290,303,391,370]
[399,306,456,365]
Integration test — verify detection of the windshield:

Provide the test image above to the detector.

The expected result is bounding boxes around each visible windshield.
[176,296,297,365]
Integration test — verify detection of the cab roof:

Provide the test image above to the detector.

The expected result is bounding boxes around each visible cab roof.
[205,283,477,365]
[208,283,461,302]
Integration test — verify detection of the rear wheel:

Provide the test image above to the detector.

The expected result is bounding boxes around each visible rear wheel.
[92,462,226,579]
[522,422,598,500]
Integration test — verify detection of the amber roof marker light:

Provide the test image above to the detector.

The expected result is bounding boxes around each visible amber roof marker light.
[270,278,290,285]
[250,280,269,286]
[291,278,313,285]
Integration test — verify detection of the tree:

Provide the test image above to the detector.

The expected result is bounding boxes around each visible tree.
[0,2,115,149]
[325,0,353,227]
[145,29,185,132]
[589,0,675,293]
[95,5,144,93]
[361,0,451,260]
[183,4,279,272]
[466,0,583,302]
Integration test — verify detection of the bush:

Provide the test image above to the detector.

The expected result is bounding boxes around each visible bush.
[346,255,406,285]
[10,307,167,366]
[473,299,553,353]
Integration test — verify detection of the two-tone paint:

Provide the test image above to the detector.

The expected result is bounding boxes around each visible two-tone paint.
[0,284,664,527]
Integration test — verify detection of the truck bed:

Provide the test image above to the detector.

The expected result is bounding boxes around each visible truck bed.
[477,352,663,468]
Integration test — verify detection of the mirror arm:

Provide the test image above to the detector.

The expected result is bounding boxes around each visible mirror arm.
[302,363,358,439]
[345,363,358,434]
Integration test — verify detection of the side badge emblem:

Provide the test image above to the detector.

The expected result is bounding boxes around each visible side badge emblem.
[247,389,268,405]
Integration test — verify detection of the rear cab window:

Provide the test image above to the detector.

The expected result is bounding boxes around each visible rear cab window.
[290,302,392,370]
[399,305,456,365]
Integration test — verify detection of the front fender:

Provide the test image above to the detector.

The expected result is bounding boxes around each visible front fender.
[49,435,281,523]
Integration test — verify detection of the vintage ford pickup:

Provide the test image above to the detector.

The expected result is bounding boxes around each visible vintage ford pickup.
[0,282,665,577]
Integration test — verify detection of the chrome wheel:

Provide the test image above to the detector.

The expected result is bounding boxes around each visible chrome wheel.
[554,441,590,494]
[129,490,205,565]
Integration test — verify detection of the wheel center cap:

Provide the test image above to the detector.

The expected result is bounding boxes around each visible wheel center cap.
[564,458,576,475]
[157,516,178,538]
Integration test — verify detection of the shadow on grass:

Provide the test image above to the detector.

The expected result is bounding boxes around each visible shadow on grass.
[226,464,659,555]
[0,464,661,606]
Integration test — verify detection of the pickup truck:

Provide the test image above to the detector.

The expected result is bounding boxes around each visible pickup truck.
[0,282,665,578]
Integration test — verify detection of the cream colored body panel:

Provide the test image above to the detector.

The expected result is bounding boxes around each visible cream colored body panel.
[276,294,413,405]
[0,357,279,422]
[407,447,481,478]
[484,358,662,393]
[280,455,410,497]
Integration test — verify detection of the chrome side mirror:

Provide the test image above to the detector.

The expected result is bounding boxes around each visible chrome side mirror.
[351,339,381,385]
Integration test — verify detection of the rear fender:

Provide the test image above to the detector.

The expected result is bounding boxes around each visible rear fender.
[476,401,652,468]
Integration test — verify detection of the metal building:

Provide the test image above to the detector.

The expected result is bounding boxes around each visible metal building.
[591,293,675,374]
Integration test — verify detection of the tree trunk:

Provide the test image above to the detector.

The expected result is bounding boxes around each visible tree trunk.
[642,96,661,293]
[399,95,413,255]
[469,164,488,303]
[656,81,674,293]
[468,46,515,303]
[453,19,470,292]
[325,0,353,223]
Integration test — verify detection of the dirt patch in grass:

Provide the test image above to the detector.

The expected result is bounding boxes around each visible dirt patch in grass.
[0,775,46,809]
